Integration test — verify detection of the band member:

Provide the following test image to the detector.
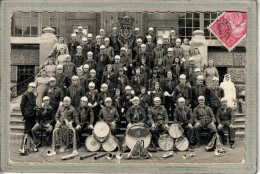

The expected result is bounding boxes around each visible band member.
[122,86,135,114]
[139,86,150,112]
[206,77,225,115]
[101,64,117,95]
[85,82,99,118]
[115,67,130,94]
[173,97,194,146]
[185,57,196,83]
[77,68,88,90]
[66,76,85,108]
[149,81,164,106]
[147,97,169,146]
[173,74,192,107]
[68,33,79,58]
[104,38,115,62]
[63,55,77,83]
[188,68,201,87]
[145,35,156,68]
[72,46,85,67]
[140,57,150,79]
[82,37,92,57]
[94,35,102,56]
[126,96,147,128]
[136,44,149,67]
[132,38,143,68]
[153,40,165,65]
[163,48,174,72]
[191,75,207,109]
[19,82,38,155]
[131,67,146,95]
[86,69,100,91]
[43,77,63,112]
[144,27,157,44]
[216,98,236,148]
[86,33,95,54]
[133,28,144,48]
[109,27,121,56]
[98,97,120,135]
[97,83,111,108]
[56,65,69,96]
[96,45,110,80]
[119,47,132,77]
[84,51,97,71]
[82,64,90,79]
[74,96,94,148]
[55,97,76,151]
[173,38,184,58]
[193,96,217,148]
[32,96,55,147]
[112,55,124,74]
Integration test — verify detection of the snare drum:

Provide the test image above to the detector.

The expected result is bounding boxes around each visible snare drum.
[125,124,151,150]
[168,123,184,138]
[175,136,189,151]
[102,135,118,152]
[158,134,174,151]
[93,121,110,143]
[85,135,101,152]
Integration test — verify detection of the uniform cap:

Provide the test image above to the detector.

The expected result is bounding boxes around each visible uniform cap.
[178,97,185,102]
[66,55,71,59]
[197,75,204,80]
[43,96,50,101]
[118,67,124,71]
[171,30,175,33]
[87,33,93,37]
[49,77,56,82]
[71,33,76,37]
[78,26,83,30]
[88,82,95,87]
[100,29,105,32]
[100,45,106,49]
[198,96,205,100]
[28,82,36,87]
[168,48,174,52]
[57,65,63,69]
[179,74,186,79]
[146,35,152,39]
[141,44,146,48]
[81,96,88,102]
[115,55,120,59]
[137,38,142,42]
[112,27,117,30]
[104,38,109,41]
[125,86,131,90]
[64,96,71,101]
[105,97,112,102]
[83,64,89,68]
[154,97,161,102]
[157,40,163,44]
[212,77,219,81]
[82,37,87,41]
[87,51,93,55]
[195,68,200,72]
[90,69,96,73]
[76,46,82,49]
[101,83,108,88]
[121,47,126,51]
[135,28,140,31]
[132,96,140,101]
[72,76,79,80]
[148,27,154,31]
[96,35,101,39]
[221,97,228,102]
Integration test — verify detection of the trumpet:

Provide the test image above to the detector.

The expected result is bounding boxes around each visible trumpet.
[94,153,108,160]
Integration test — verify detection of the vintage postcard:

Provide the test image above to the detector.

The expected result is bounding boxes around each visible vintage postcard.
[0,0,257,173]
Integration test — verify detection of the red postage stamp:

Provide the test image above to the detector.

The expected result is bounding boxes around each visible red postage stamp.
[208,12,247,51]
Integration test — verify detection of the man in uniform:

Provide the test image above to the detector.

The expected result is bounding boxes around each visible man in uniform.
[173,38,184,59]
[112,55,124,74]
[169,30,177,47]
[76,26,86,45]
[68,33,79,58]
[66,76,85,108]
[144,27,157,44]
[109,27,121,56]
[63,55,77,83]
[74,96,94,148]
[193,96,217,148]
[216,98,236,148]
[95,45,110,80]
[153,40,166,65]
[132,38,143,68]
[87,33,95,53]
[133,28,144,48]
[145,35,156,69]
[115,67,130,94]
[84,51,97,71]
[104,37,115,62]
[73,45,85,67]
[119,47,132,77]
[94,35,102,56]
[185,57,196,83]
[163,47,175,72]
[191,75,207,109]
[19,82,39,155]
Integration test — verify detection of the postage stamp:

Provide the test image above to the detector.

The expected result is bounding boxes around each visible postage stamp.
[208,12,247,51]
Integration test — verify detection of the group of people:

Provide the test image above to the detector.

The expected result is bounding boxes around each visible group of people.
[19,26,237,155]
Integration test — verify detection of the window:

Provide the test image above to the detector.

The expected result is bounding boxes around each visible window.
[41,12,65,37]
[156,28,171,42]
[204,12,223,39]
[178,12,200,41]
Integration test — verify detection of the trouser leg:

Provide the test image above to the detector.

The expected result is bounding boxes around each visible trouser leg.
[193,122,201,144]
[207,122,217,142]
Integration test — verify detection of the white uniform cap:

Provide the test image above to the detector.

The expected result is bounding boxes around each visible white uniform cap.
[154,97,161,102]
[121,47,126,51]
[180,74,186,79]
[82,37,87,41]
[72,76,79,80]
[125,86,132,90]
[157,40,163,44]
[87,33,93,37]
[96,35,101,39]
[101,83,108,88]
[81,96,88,102]
[178,97,185,102]
[135,28,140,31]
[100,29,105,32]
[105,97,112,102]
[197,75,204,80]
[88,82,95,87]
[90,69,96,73]
[176,38,181,42]
[71,33,76,37]
[83,64,89,68]
[112,27,117,30]
[43,96,50,101]
[28,82,36,87]
[132,96,140,101]
[64,96,71,101]
[146,35,152,39]
[171,30,175,33]
[148,27,154,31]
[66,55,71,59]
[189,57,195,61]
[115,55,120,59]
[78,26,83,30]
[195,68,200,72]
[198,96,205,100]
[76,46,82,49]
[141,44,146,48]
[212,77,219,81]
[49,77,56,82]
[87,51,93,55]
[168,48,174,52]
[221,97,228,102]
[104,38,109,41]
[100,45,106,49]
[57,65,63,69]
[137,38,142,42]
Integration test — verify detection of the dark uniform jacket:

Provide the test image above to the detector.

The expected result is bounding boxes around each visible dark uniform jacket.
[66,84,85,107]
[173,84,192,105]
[63,62,77,80]
[174,106,193,125]
[163,55,174,69]
[55,73,70,93]
[148,105,169,125]
[68,40,79,57]
[137,51,149,66]
[115,74,130,93]
[216,107,235,125]
[72,53,85,67]
[82,43,93,57]
[36,105,55,126]
[84,59,97,71]
[85,89,99,105]
[74,105,94,126]
[191,84,207,107]
[109,34,121,53]
[95,53,110,73]
[97,91,111,107]
[55,105,75,123]
[131,74,146,93]
[153,47,166,64]
[101,72,117,91]
[148,77,161,91]
[193,105,216,124]
[154,64,166,80]
[98,106,120,123]
[139,93,150,111]
[120,54,132,67]
[126,105,147,124]
[162,77,177,94]
[206,87,225,108]
[43,85,63,109]
[132,46,142,65]
[122,93,134,110]
[173,46,184,58]
[20,90,37,116]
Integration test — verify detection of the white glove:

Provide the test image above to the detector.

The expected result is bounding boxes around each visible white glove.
[164,91,169,96]
[59,102,63,106]
[88,103,93,107]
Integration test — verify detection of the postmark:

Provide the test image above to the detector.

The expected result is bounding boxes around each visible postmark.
[208,12,247,51]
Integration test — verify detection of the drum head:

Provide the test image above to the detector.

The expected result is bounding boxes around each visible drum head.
[94,121,110,137]
[158,134,174,151]
[85,135,101,152]
[102,135,118,152]
[169,124,183,138]
[175,136,189,151]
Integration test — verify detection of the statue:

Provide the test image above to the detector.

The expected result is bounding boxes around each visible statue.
[118,15,135,49]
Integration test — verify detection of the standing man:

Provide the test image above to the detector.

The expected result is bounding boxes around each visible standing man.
[109,27,121,56]
[153,40,165,65]
[19,82,38,155]
[169,30,177,48]
[173,38,184,59]
[144,27,157,44]
[76,26,86,45]
[95,45,110,80]
[68,33,79,58]
[145,35,156,69]
[66,76,85,108]
[191,75,207,109]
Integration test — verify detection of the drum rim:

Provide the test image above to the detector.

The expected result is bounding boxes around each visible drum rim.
[93,121,110,137]
[93,131,111,143]
[102,135,118,152]
[175,136,189,151]
[85,135,101,151]
[168,123,183,138]
[158,134,174,151]
[125,125,151,139]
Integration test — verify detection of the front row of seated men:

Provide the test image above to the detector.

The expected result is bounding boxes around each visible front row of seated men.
[30,93,235,151]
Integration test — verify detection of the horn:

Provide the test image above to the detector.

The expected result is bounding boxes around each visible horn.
[69,127,78,155]
[46,127,60,156]
[94,153,108,160]
[107,153,114,160]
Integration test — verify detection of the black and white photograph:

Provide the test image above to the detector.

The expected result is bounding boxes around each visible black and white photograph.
[0,0,257,173]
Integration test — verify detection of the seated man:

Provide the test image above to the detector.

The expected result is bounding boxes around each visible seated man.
[55,97,76,152]
[97,97,120,135]
[216,98,236,149]
[126,96,147,128]
[74,96,94,148]
[147,97,169,146]
[173,97,194,146]
[193,96,217,148]
[32,96,55,147]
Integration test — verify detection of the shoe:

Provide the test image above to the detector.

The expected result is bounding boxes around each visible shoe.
[193,143,200,149]
[230,144,235,149]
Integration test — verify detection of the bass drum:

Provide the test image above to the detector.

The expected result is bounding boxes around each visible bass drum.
[175,136,189,151]
[158,134,174,151]
[168,123,184,138]
[93,121,110,143]
[102,135,118,152]
[85,135,101,152]
[125,124,151,150]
